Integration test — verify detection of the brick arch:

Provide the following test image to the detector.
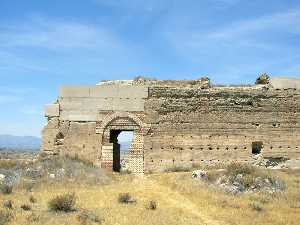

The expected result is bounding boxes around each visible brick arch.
[98,112,149,174]
[99,112,146,133]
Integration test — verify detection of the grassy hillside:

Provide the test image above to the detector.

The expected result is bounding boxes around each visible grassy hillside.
[0,158,299,225]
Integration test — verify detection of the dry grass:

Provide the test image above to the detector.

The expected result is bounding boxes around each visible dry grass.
[0,169,299,225]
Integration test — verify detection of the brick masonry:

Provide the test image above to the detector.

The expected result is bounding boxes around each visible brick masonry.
[42,76,300,173]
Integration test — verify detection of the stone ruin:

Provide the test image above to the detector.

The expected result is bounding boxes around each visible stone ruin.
[42,75,300,174]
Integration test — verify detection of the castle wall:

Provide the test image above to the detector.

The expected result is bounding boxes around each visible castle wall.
[42,77,300,173]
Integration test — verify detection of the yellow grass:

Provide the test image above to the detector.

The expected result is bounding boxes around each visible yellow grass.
[1,170,300,225]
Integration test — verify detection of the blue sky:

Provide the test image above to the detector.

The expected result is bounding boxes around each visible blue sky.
[0,0,300,137]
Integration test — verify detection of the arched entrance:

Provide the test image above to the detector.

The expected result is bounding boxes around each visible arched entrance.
[97,112,148,174]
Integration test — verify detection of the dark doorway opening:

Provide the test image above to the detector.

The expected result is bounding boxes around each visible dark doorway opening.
[252,141,263,155]
[109,130,134,172]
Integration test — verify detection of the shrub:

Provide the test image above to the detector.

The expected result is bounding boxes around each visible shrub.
[21,204,31,211]
[226,162,255,177]
[241,174,256,188]
[48,193,76,212]
[118,193,135,204]
[76,210,102,225]
[3,200,13,209]
[0,184,13,195]
[29,195,37,203]
[146,200,157,210]
[0,209,13,225]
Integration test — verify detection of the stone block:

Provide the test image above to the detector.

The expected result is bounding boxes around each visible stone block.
[118,86,148,98]
[113,98,145,111]
[89,86,119,98]
[60,110,98,121]
[60,86,91,97]
[45,104,59,117]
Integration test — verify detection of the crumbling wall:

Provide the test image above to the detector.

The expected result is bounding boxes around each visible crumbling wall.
[42,76,300,173]
[143,86,300,172]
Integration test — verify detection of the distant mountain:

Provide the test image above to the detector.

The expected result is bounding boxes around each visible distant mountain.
[0,135,41,151]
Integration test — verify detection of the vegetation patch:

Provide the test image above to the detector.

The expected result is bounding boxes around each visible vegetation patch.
[48,193,76,212]
[146,200,157,210]
[118,193,135,204]
[20,204,31,211]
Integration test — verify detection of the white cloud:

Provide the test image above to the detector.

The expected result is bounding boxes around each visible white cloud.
[0,18,122,50]
[207,8,300,40]
[165,7,300,58]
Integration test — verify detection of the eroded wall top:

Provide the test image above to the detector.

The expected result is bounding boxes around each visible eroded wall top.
[45,76,300,121]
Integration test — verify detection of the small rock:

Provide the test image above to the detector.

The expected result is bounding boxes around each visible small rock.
[49,173,55,179]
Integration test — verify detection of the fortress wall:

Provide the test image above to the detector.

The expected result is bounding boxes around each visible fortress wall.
[144,86,300,172]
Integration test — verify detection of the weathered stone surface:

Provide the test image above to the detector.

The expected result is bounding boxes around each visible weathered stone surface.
[42,77,300,174]
[45,104,59,117]
[270,77,300,89]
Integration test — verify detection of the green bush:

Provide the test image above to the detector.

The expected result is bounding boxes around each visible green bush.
[48,193,76,212]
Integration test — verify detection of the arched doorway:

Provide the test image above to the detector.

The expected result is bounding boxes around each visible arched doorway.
[98,112,148,174]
